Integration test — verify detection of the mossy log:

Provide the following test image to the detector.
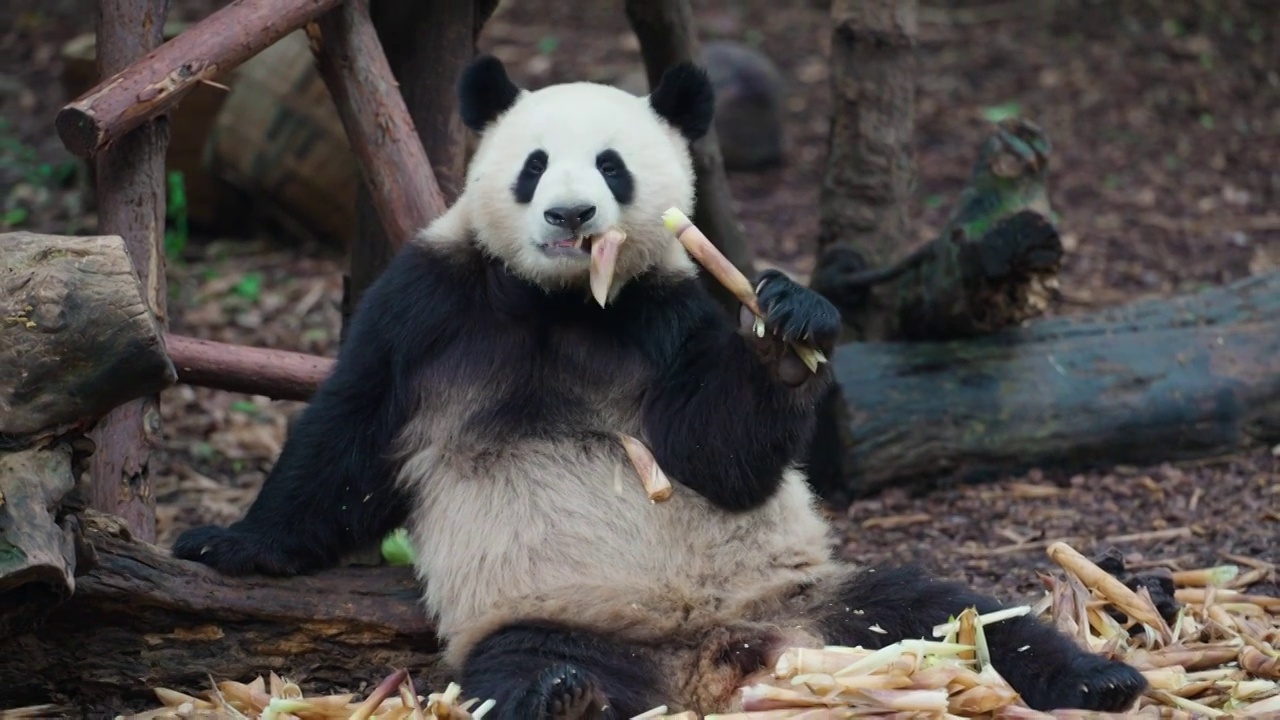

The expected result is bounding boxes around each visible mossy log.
[0,513,445,714]
[805,272,1280,503]
[812,118,1063,343]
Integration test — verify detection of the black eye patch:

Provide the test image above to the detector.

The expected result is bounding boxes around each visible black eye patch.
[512,149,548,204]
[596,149,634,205]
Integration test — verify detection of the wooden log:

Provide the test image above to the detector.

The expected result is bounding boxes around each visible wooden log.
[624,0,756,313]
[83,0,173,544]
[55,0,344,160]
[0,231,175,448]
[0,443,79,638]
[811,118,1062,342]
[164,333,333,402]
[0,512,446,714]
[305,0,449,254]
[804,272,1280,503]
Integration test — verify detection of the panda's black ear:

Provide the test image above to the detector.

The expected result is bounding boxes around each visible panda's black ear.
[649,62,715,142]
[458,54,521,132]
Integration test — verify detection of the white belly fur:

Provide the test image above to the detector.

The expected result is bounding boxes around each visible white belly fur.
[396,436,838,668]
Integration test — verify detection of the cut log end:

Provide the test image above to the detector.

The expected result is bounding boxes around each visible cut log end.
[53,106,102,159]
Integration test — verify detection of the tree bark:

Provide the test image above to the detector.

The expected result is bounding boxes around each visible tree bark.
[164,334,333,402]
[0,232,176,447]
[307,0,449,253]
[624,0,755,313]
[343,0,496,328]
[0,512,445,714]
[804,272,1280,504]
[817,0,918,266]
[57,0,345,159]
[811,118,1062,342]
[85,0,172,543]
[0,443,80,638]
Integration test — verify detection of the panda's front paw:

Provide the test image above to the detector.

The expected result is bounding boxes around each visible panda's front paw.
[753,270,841,356]
[172,524,305,577]
[1023,655,1147,712]
[515,664,614,720]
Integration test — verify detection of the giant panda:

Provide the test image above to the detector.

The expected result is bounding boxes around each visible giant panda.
[174,55,1147,718]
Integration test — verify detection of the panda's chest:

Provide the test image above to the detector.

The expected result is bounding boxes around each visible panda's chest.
[431,310,655,442]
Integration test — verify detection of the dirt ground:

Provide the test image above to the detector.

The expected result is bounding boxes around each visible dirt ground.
[1,0,1277,651]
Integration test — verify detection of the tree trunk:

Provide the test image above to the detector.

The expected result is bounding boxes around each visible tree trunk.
[804,272,1280,504]
[817,0,918,267]
[0,513,445,714]
[84,0,172,543]
[343,0,497,329]
[625,0,755,313]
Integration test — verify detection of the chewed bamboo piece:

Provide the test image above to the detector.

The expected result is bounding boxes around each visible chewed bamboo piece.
[661,208,828,373]
[619,432,674,502]
[126,542,1279,720]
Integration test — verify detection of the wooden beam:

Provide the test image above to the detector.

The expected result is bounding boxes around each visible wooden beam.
[305,0,449,254]
[83,0,174,543]
[164,333,332,402]
[56,0,344,159]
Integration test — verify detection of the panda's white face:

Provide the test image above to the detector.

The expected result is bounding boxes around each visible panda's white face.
[452,58,716,297]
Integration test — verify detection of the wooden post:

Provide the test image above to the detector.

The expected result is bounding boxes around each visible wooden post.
[625,0,755,312]
[84,0,173,543]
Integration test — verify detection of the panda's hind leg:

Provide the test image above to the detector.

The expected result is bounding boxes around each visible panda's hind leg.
[459,622,663,720]
[803,564,1147,713]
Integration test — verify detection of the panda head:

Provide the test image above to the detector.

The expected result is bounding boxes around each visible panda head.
[451,54,714,300]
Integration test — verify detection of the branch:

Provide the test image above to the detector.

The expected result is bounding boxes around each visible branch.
[624,0,755,312]
[56,0,344,159]
[0,512,444,712]
[306,0,449,252]
[164,334,333,402]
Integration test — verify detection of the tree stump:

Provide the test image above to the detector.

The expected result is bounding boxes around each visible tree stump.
[1,232,175,446]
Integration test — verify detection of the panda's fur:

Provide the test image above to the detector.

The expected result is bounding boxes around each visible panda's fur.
[174,56,1147,718]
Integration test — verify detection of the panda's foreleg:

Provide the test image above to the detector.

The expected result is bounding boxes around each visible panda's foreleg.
[810,565,1147,712]
[642,271,841,512]
[459,622,664,720]
[173,244,465,576]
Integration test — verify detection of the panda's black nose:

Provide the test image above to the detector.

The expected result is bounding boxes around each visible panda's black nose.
[544,204,597,231]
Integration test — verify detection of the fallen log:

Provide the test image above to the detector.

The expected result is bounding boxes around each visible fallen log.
[55,0,344,159]
[305,0,449,253]
[805,271,1280,503]
[0,231,175,448]
[0,512,446,714]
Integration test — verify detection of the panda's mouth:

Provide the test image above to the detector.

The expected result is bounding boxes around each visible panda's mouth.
[542,233,597,257]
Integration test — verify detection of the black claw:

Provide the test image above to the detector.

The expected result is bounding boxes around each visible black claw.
[513,663,613,720]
